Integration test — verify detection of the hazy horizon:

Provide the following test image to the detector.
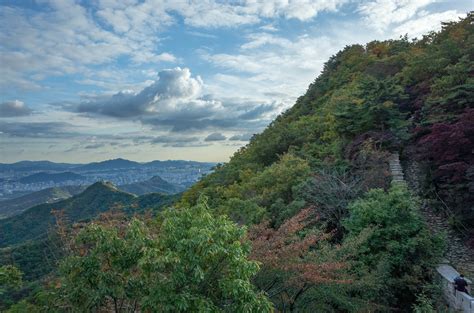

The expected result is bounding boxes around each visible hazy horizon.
[1,0,472,163]
[0,157,217,165]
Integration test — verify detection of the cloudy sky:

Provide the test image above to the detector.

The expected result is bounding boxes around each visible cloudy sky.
[0,0,472,163]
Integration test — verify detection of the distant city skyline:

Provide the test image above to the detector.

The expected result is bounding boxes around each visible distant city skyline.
[1,0,472,163]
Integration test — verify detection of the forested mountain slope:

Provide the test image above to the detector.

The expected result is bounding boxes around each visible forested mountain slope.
[0,183,179,306]
[0,182,178,248]
[174,14,472,311]
[0,182,135,247]
[0,186,85,219]
[182,14,473,232]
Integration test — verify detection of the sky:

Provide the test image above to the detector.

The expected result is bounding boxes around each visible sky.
[0,0,472,163]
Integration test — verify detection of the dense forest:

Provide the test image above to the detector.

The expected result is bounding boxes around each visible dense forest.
[1,13,473,312]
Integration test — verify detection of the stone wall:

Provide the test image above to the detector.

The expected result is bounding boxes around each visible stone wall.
[437,264,474,312]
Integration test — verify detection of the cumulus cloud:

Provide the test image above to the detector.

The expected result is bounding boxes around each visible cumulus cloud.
[242,0,349,21]
[2,0,469,162]
[76,67,280,133]
[204,132,227,141]
[78,67,203,118]
[0,100,32,117]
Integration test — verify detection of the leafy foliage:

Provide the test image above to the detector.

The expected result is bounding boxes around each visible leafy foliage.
[0,265,22,295]
[416,109,474,224]
[49,199,272,312]
[249,207,347,312]
[343,185,444,309]
[181,13,474,230]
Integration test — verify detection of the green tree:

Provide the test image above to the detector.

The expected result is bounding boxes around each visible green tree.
[343,185,444,309]
[0,265,22,295]
[140,198,272,312]
[53,199,272,312]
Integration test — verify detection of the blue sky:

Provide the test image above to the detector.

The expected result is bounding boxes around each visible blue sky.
[0,0,472,163]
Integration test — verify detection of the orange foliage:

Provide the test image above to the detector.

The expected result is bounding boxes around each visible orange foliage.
[248,207,348,286]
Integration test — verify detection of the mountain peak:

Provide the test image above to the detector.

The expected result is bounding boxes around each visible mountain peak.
[85,181,119,193]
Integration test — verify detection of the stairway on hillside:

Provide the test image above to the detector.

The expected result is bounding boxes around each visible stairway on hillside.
[394,154,474,279]
[388,153,404,184]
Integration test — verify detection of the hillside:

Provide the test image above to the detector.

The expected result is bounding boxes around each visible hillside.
[119,175,184,195]
[0,186,85,219]
[18,172,85,184]
[182,14,473,230]
[0,190,179,282]
[0,182,136,248]
[176,14,473,311]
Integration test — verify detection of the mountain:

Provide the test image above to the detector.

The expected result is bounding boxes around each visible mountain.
[183,15,474,229]
[0,187,179,281]
[0,188,179,286]
[0,180,181,248]
[0,161,78,172]
[75,158,141,172]
[0,159,215,173]
[119,176,184,195]
[0,182,136,248]
[176,15,473,310]
[0,186,86,219]
[18,172,86,184]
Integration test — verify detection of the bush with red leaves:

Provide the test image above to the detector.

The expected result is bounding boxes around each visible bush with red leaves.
[417,109,474,224]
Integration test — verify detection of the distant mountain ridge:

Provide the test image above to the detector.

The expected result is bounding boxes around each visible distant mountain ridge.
[75,158,141,172]
[0,158,216,172]
[0,186,85,219]
[120,175,184,195]
[0,161,78,172]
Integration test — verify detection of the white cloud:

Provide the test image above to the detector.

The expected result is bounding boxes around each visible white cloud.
[1,0,471,162]
[76,67,280,133]
[202,32,346,106]
[242,0,349,21]
[0,1,175,91]
[78,67,204,117]
[0,0,350,92]
[393,10,463,38]
[358,0,437,32]
[259,24,279,32]
[166,0,349,28]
